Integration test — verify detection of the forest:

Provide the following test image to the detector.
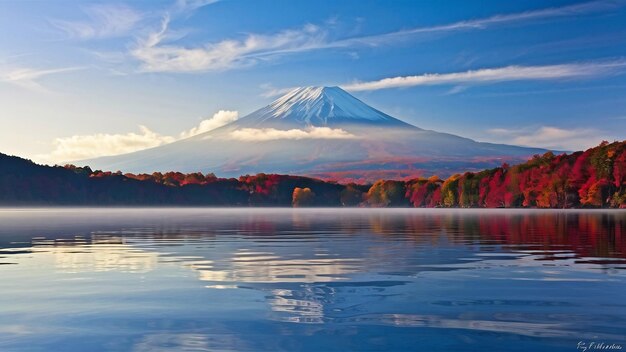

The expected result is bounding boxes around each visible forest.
[0,140,624,208]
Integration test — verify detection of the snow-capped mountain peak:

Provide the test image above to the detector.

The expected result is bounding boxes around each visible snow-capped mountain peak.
[248,86,410,127]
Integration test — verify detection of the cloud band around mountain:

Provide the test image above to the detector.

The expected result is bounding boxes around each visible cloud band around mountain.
[228,127,357,142]
[38,110,239,164]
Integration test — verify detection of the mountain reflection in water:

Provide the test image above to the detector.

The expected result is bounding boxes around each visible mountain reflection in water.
[0,208,625,352]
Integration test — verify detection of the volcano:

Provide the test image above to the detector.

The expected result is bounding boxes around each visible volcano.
[83,86,548,182]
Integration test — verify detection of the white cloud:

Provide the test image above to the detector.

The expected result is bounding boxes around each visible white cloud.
[332,0,621,47]
[38,110,239,164]
[39,113,354,164]
[132,17,327,72]
[341,61,626,91]
[228,127,357,142]
[444,85,468,95]
[51,4,142,39]
[44,126,175,163]
[129,0,623,73]
[259,84,298,98]
[0,66,83,91]
[179,110,238,138]
[174,0,220,14]
[485,126,615,151]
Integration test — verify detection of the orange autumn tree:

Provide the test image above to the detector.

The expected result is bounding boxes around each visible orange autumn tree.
[367,180,408,207]
[292,187,316,207]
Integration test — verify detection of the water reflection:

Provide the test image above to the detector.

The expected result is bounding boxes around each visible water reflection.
[197,255,361,283]
[0,209,625,351]
[133,333,248,352]
[30,235,158,273]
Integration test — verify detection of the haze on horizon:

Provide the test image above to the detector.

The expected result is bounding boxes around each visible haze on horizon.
[0,0,625,165]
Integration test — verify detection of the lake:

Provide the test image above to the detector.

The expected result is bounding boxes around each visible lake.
[1,208,625,352]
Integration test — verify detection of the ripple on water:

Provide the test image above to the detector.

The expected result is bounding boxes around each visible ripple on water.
[0,208,625,352]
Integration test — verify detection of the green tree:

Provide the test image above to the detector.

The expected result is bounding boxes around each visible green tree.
[340,184,363,206]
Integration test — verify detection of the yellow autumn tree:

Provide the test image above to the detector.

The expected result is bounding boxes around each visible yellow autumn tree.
[366,180,407,207]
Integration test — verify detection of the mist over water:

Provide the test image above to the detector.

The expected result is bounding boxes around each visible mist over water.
[1,208,625,351]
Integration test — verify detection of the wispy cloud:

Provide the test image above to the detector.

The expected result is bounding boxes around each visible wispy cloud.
[259,84,298,98]
[228,127,357,142]
[331,0,624,48]
[485,126,615,150]
[444,85,468,95]
[51,4,143,39]
[132,17,326,72]
[174,0,220,14]
[0,66,83,91]
[130,0,625,73]
[341,60,626,91]
[38,110,239,164]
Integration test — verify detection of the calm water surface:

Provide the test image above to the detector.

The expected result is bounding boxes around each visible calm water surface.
[0,208,625,352]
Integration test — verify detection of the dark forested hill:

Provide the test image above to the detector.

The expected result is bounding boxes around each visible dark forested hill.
[0,140,624,208]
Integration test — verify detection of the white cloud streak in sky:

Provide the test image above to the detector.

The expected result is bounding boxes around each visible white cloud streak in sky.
[341,61,626,91]
[228,127,357,142]
[51,4,143,39]
[132,17,326,72]
[330,0,624,48]
[259,84,298,98]
[130,0,624,72]
[174,0,220,14]
[0,66,84,91]
[40,110,239,164]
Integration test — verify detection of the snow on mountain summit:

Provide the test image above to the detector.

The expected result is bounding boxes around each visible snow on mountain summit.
[244,86,412,127]
[270,86,385,120]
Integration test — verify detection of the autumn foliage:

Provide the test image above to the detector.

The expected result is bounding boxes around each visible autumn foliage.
[402,141,625,208]
[292,187,315,207]
[1,141,624,207]
[314,140,625,208]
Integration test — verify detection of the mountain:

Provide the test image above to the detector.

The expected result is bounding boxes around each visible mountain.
[82,86,549,181]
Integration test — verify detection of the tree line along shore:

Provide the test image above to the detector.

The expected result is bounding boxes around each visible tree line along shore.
[1,141,624,208]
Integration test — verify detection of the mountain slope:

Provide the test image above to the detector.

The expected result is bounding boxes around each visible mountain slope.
[82,86,549,180]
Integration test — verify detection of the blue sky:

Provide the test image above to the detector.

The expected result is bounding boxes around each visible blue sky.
[0,0,625,163]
